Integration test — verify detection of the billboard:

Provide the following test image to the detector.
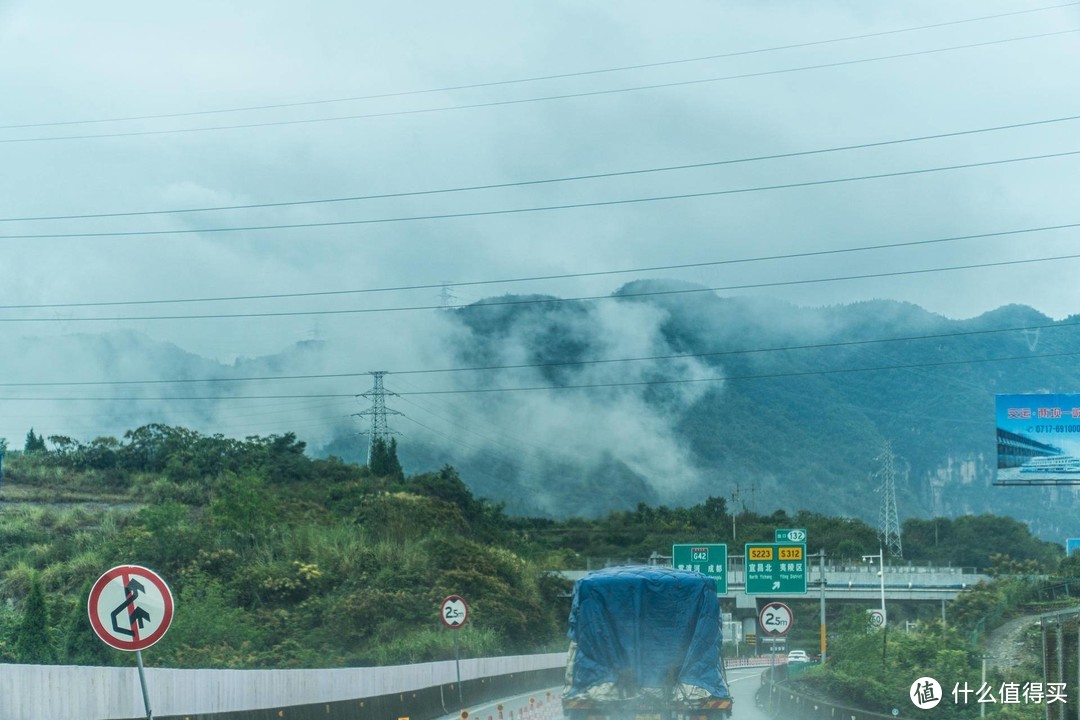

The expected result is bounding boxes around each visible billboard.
[996,394,1080,484]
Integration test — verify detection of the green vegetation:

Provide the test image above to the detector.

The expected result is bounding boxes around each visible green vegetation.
[514,502,1061,569]
[0,426,569,668]
[16,576,52,663]
[0,423,1071,674]
[793,551,1080,718]
[799,614,977,716]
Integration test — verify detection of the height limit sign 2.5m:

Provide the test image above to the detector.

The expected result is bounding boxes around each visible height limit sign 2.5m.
[440,595,468,629]
[759,601,793,636]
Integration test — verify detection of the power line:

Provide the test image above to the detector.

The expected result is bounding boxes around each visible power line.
[393,376,565,454]
[7,112,1080,223]
[0,251,1075,322]
[396,415,550,489]
[4,148,1080,239]
[397,394,547,457]
[2,348,1078,401]
[397,349,1080,396]
[3,28,1075,145]
[1,220,1077,311]
[398,318,1080,375]
[397,393,658,490]
[5,2,1074,131]
[1,316,1077,389]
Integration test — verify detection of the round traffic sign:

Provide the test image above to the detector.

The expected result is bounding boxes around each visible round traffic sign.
[88,565,174,652]
[868,609,886,628]
[759,601,793,636]
[441,595,468,628]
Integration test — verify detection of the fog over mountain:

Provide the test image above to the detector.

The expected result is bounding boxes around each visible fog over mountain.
[5,282,1078,539]
[5,0,1080,551]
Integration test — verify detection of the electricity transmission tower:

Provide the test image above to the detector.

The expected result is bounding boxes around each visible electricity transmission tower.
[439,281,458,307]
[876,442,904,558]
[356,371,402,464]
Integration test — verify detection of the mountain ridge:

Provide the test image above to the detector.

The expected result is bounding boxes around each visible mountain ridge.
[7,289,1079,539]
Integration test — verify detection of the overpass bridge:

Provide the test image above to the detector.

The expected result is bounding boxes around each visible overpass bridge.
[558,561,989,607]
[558,561,987,652]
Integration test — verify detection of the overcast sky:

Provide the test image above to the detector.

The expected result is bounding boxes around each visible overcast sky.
[2,0,1079,448]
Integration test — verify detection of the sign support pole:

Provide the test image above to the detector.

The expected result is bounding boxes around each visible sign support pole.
[453,630,462,705]
[817,549,827,663]
[136,649,153,720]
[440,595,468,707]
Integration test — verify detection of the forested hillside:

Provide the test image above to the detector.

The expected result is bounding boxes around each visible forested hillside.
[376,285,1080,539]
[8,290,1080,540]
[0,425,1068,668]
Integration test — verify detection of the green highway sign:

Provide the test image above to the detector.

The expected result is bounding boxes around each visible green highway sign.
[775,528,807,543]
[744,543,807,595]
[672,543,727,594]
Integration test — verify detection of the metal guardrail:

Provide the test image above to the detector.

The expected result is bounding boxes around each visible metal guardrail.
[0,654,568,720]
[757,669,896,720]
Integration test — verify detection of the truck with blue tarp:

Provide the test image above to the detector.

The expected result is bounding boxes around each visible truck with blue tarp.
[561,566,733,720]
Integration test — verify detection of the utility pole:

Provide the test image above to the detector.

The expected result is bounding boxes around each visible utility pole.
[808,549,828,663]
[730,482,740,542]
[356,371,402,464]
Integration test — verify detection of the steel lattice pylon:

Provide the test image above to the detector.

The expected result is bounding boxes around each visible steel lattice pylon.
[876,442,904,558]
[356,371,401,464]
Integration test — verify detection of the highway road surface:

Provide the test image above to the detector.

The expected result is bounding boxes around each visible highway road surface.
[725,666,773,720]
[436,667,774,720]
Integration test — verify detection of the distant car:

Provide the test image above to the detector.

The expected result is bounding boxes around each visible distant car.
[787,650,810,663]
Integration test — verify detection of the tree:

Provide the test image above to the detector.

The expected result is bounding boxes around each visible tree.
[409,465,475,512]
[369,437,403,479]
[59,581,111,665]
[48,435,79,458]
[1059,551,1080,578]
[23,428,46,454]
[16,576,53,663]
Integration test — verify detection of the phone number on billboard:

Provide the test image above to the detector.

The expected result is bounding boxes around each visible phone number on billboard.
[1032,425,1080,433]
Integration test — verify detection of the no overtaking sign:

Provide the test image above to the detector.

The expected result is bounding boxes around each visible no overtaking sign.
[88,565,174,652]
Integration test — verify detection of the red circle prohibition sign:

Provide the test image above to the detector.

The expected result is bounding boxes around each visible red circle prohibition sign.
[441,595,469,629]
[88,565,174,652]
[758,601,793,636]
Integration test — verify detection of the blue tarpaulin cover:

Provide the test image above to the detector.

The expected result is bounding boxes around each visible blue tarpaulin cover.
[566,566,730,699]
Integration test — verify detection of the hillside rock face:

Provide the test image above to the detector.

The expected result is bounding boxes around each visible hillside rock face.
[394,285,1080,536]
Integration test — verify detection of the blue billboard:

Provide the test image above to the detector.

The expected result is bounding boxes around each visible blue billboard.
[1067,538,1080,557]
[997,394,1080,483]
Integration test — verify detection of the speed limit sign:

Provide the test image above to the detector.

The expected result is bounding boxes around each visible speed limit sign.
[759,601,793,636]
